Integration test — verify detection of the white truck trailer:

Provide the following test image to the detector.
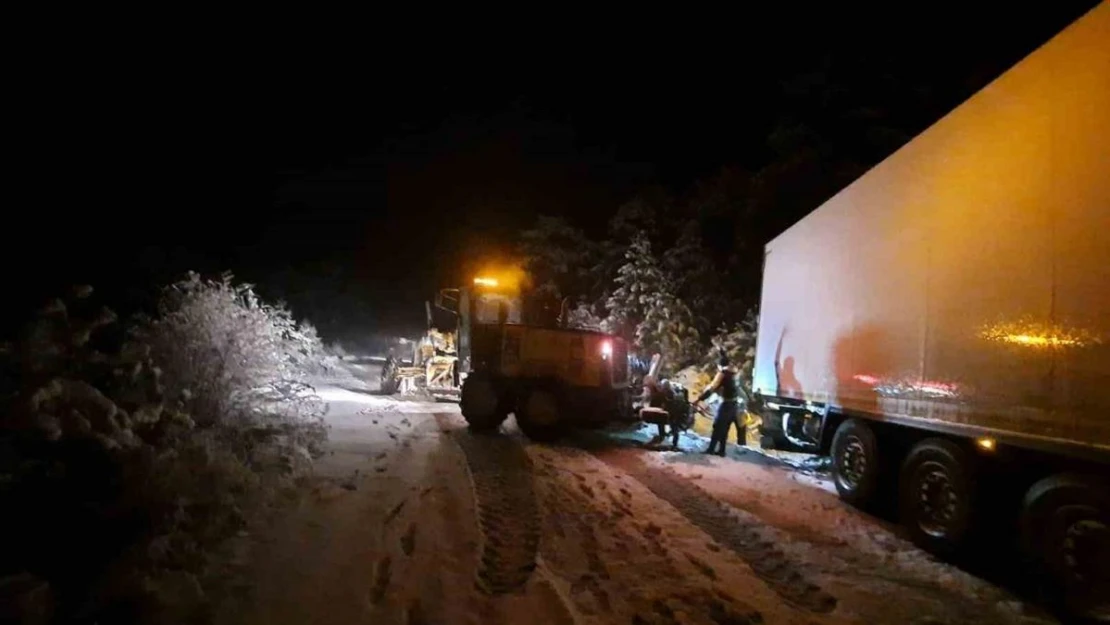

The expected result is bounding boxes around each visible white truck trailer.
[752,4,1108,617]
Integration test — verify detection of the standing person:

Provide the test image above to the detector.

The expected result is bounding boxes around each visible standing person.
[697,353,742,456]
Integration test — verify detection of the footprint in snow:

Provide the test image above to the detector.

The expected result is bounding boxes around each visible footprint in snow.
[384,500,405,524]
[401,523,416,555]
[369,556,392,604]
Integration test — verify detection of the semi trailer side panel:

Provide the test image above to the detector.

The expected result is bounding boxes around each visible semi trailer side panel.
[752,4,1110,452]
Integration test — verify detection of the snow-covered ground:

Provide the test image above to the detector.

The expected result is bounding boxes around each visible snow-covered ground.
[216,364,1057,625]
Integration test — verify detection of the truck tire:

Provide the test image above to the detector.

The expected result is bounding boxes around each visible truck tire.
[830,418,880,507]
[515,384,563,443]
[461,372,506,432]
[1020,473,1109,618]
[899,438,975,554]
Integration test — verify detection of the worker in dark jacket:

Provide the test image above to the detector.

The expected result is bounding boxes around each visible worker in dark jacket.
[697,354,742,456]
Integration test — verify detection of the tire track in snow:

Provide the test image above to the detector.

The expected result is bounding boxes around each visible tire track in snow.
[434,413,539,594]
[531,446,768,624]
[597,450,839,615]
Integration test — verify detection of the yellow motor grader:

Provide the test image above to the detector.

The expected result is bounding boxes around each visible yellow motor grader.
[379,328,458,397]
[383,273,635,440]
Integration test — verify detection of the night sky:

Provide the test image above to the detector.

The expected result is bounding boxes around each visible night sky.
[7,3,1099,341]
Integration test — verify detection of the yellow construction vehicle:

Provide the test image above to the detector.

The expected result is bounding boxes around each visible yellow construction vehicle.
[385,272,634,440]
[379,329,457,396]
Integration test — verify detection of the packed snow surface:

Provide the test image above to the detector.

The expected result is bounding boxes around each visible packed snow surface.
[216,366,1055,625]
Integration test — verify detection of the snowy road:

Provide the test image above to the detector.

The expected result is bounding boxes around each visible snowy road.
[218,377,1055,625]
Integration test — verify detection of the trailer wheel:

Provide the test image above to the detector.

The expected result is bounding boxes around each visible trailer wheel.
[831,418,880,507]
[899,438,975,554]
[515,384,563,442]
[461,372,506,432]
[1020,474,1110,618]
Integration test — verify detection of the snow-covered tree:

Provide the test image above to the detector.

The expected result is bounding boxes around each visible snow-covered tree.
[520,215,598,300]
[638,290,701,372]
[608,196,659,243]
[662,220,730,336]
[703,307,760,395]
[606,232,700,373]
[604,232,660,339]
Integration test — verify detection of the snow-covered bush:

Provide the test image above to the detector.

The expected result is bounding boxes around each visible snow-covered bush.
[564,301,604,331]
[131,272,327,458]
[0,277,332,623]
